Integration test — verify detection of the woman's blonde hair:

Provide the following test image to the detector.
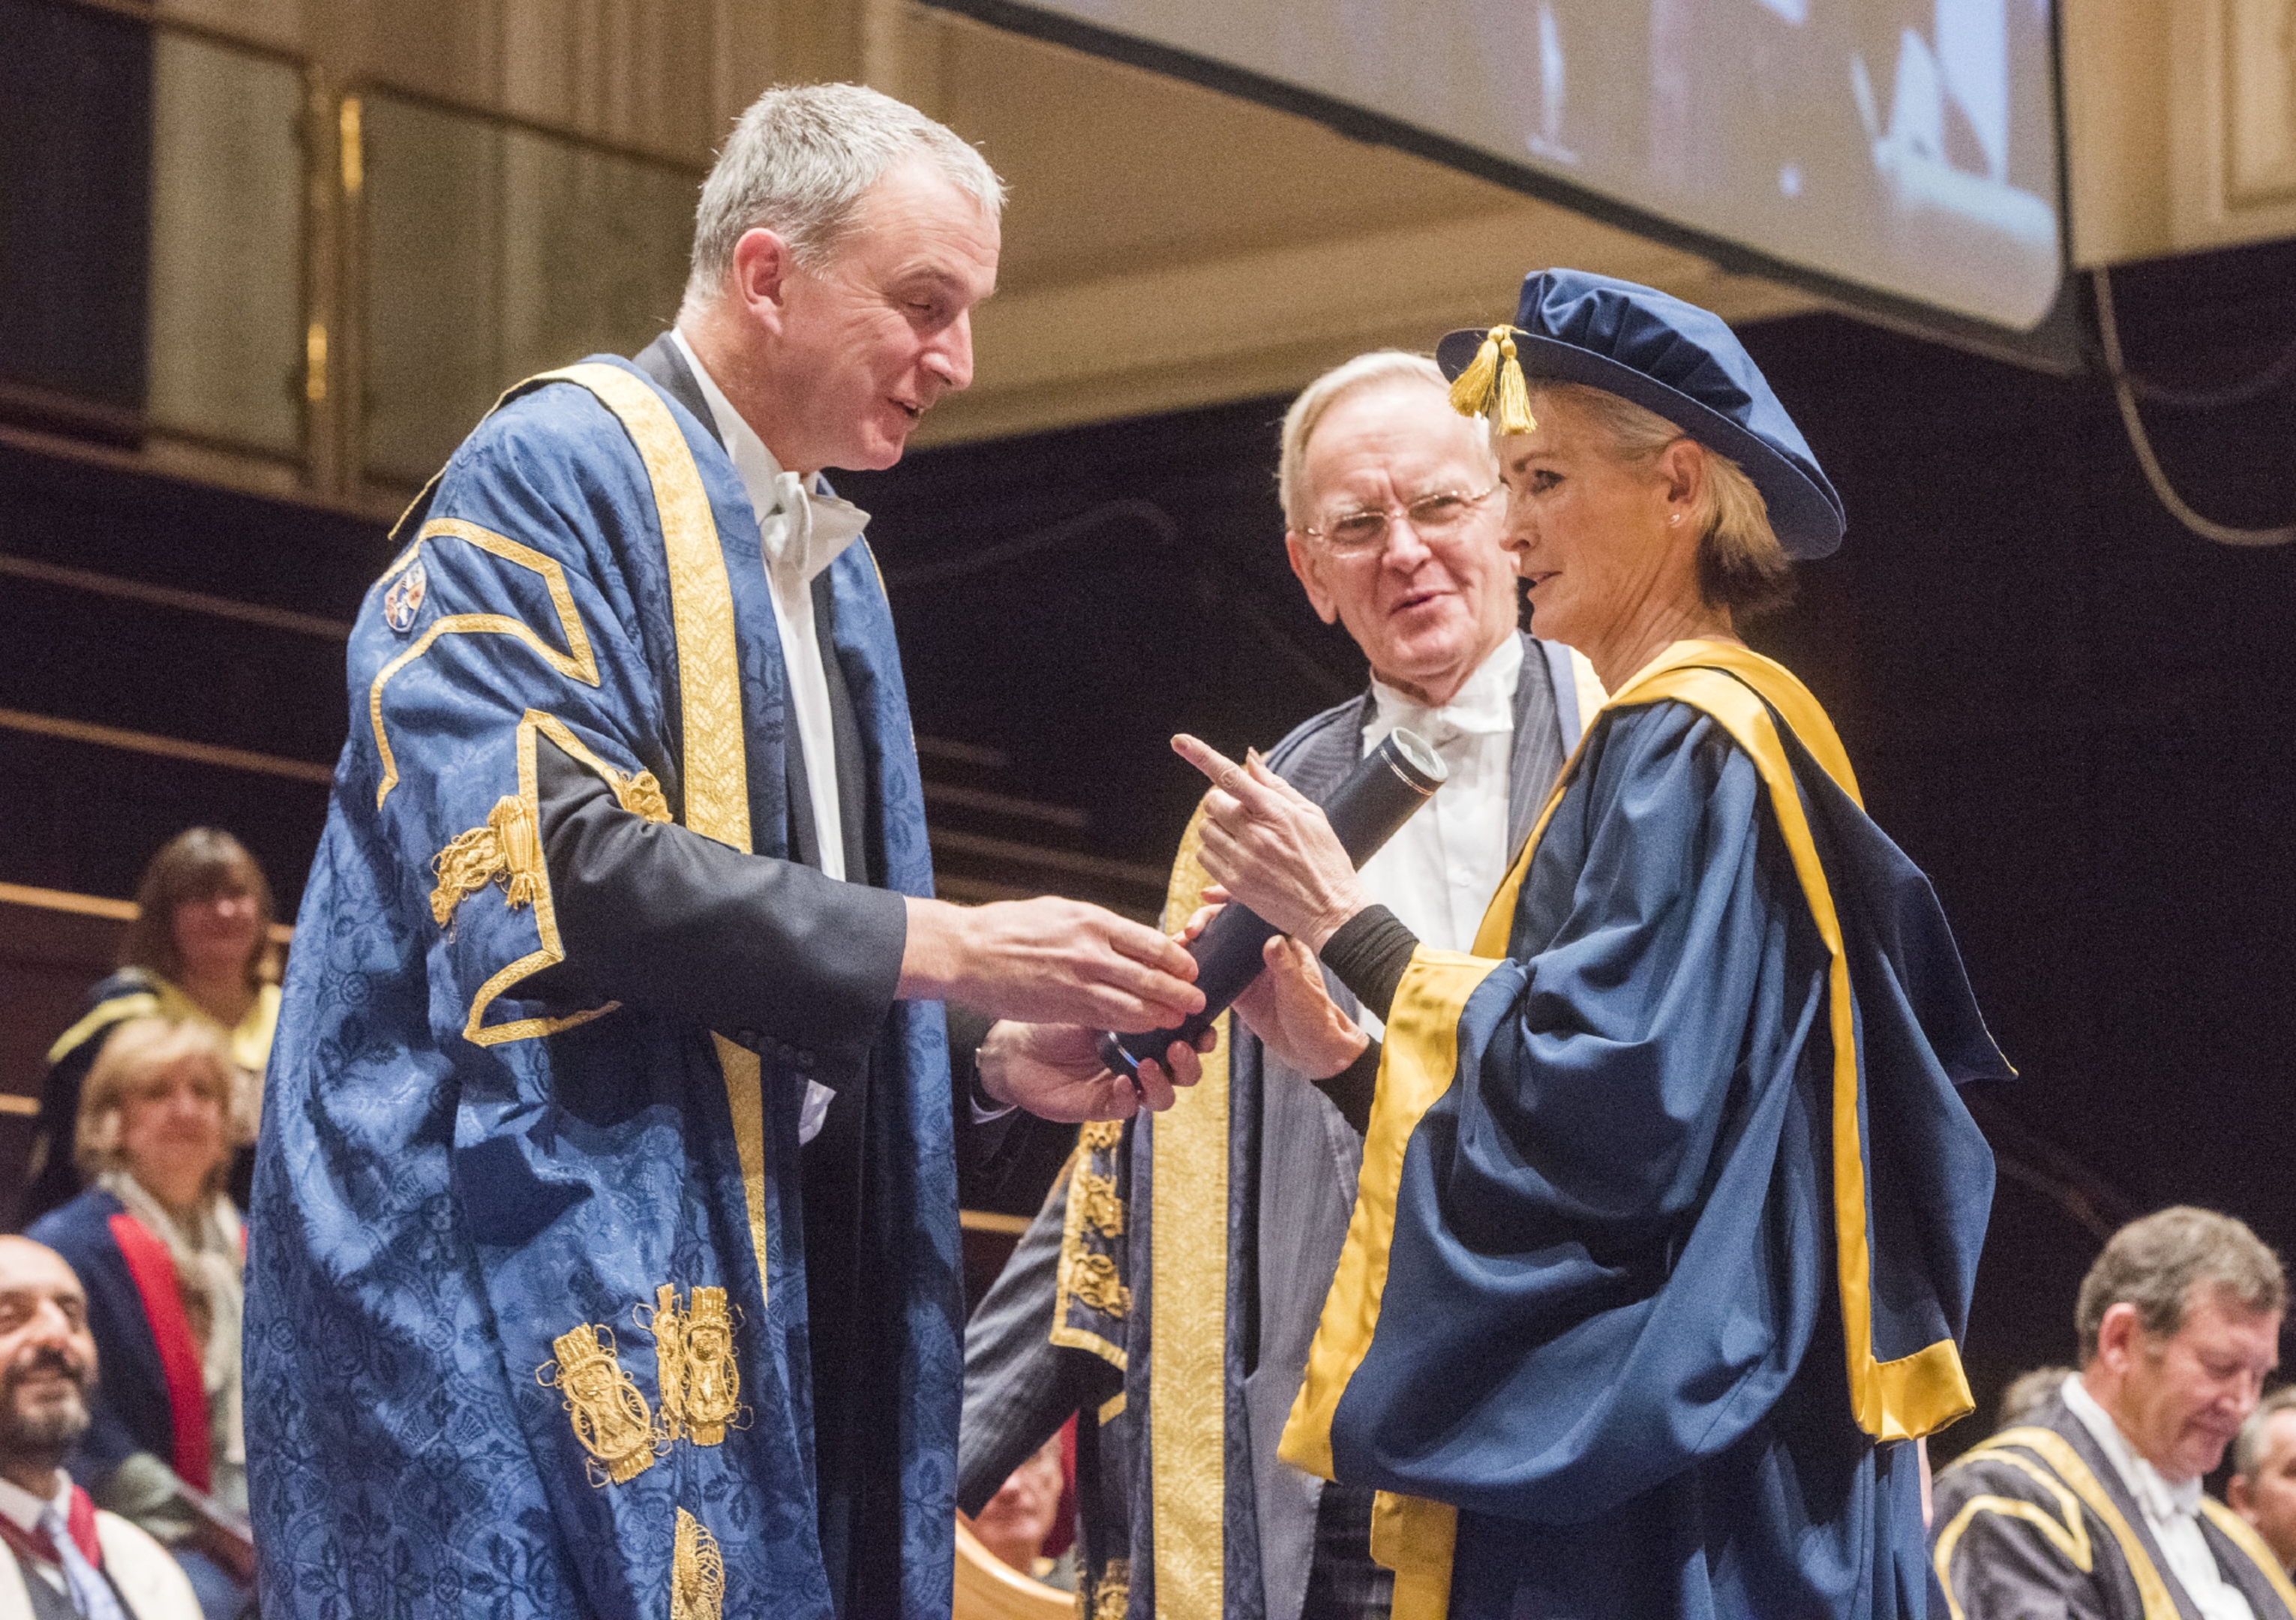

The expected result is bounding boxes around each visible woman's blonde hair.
[1525,381,1795,620]
[1278,352,1488,529]
[75,1017,247,1184]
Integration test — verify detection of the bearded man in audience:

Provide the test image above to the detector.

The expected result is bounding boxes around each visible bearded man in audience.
[956,351,1598,1620]
[0,1237,200,1620]
[1934,1207,2296,1619]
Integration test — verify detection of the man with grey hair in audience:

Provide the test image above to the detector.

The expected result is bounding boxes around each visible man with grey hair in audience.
[2231,1388,2296,1573]
[1933,1208,2296,1619]
[957,350,1599,1620]
[246,82,1208,1620]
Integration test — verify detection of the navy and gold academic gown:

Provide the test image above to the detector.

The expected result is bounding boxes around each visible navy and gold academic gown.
[244,348,961,1619]
[1934,1391,2296,1620]
[956,635,1595,1620]
[1282,641,2009,1620]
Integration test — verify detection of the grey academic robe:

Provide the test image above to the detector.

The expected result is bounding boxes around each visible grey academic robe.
[958,634,1589,1619]
[1933,1391,2296,1620]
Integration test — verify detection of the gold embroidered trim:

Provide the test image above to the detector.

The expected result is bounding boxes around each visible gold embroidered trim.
[458,711,631,1047]
[1052,1124,1130,1370]
[1147,803,1232,1620]
[614,768,672,823]
[429,795,543,926]
[1075,1162,1124,1240]
[539,1324,659,1486]
[1085,1558,1129,1620]
[1097,1389,1127,1426]
[645,1284,744,1446]
[670,1507,725,1620]
[371,518,601,809]
[1061,1250,1132,1317]
[532,363,767,1315]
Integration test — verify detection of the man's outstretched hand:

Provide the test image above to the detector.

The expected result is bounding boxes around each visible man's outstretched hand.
[975,1018,1208,1122]
[899,896,1205,1031]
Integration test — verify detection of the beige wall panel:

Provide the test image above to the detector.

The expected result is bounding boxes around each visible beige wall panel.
[499,0,729,164]
[2168,0,2296,251]
[2061,0,2175,267]
[155,0,303,51]
[2063,0,2296,265]
[929,15,1517,292]
[920,204,1811,446]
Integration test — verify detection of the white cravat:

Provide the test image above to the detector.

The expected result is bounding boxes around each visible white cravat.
[2062,1375,2258,1620]
[671,330,869,1147]
[1352,636,1523,1036]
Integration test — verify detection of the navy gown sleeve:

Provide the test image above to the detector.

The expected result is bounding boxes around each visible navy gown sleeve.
[1325,703,1833,1522]
[530,734,905,1075]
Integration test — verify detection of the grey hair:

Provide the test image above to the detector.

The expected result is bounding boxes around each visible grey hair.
[1517,380,1793,620]
[1994,1366,2075,1432]
[684,82,1004,310]
[2074,1206,2288,1366]
[1277,352,1486,529]
[2234,1387,2296,1480]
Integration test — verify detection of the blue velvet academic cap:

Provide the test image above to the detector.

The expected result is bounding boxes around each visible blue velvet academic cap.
[1438,269,1845,559]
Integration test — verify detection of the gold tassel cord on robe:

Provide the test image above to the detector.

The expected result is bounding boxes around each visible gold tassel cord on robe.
[1445,326,1537,436]
[430,795,543,926]
[671,1508,726,1620]
[429,763,667,928]
[647,1283,742,1446]
[539,1324,660,1486]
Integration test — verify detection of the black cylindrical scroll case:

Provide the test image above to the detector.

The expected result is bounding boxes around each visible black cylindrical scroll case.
[1097,728,1446,1088]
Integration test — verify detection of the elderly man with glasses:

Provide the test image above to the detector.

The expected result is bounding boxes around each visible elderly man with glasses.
[958,351,1598,1620]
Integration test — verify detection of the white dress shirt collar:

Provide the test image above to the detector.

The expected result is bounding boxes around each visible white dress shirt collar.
[1353,634,1524,970]
[0,1472,68,1540]
[666,328,868,589]
[2062,1373,2204,1520]
[1365,634,1522,750]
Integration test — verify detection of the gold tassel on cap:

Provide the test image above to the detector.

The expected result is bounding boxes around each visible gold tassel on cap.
[1447,325,1538,436]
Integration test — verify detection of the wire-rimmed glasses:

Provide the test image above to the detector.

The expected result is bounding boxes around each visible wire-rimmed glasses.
[1297,481,1502,556]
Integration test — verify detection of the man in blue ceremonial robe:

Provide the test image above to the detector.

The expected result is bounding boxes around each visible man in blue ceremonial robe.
[243,85,1205,1620]
[1160,272,2011,1618]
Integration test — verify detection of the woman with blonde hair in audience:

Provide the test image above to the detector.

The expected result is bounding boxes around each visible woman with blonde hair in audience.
[21,830,278,1224]
[27,1018,254,1620]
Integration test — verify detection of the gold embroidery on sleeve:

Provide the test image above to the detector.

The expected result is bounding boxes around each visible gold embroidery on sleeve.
[371,519,601,809]
[614,769,672,824]
[643,1284,744,1446]
[670,1508,725,1620]
[538,1324,660,1485]
[429,795,544,926]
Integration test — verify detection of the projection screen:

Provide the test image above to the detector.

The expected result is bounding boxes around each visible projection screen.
[935,0,2066,342]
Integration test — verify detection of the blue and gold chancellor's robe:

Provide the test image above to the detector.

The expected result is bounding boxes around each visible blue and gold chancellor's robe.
[1281,641,2010,1620]
[243,356,959,1618]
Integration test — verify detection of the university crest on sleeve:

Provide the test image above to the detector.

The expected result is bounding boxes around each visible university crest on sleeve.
[383,560,428,633]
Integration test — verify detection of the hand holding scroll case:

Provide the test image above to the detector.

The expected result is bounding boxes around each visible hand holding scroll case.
[1097,729,1445,1087]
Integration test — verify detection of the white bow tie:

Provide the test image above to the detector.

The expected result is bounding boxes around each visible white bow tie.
[758,471,869,590]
